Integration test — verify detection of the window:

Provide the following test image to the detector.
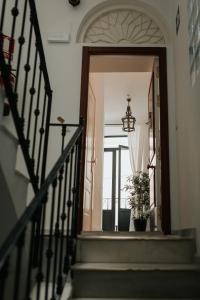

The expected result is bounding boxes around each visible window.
[188,0,200,85]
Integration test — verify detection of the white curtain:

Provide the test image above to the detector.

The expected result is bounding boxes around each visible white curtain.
[128,124,149,231]
[128,124,149,175]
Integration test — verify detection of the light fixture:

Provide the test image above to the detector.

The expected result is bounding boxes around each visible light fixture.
[121,96,136,132]
[68,0,80,7]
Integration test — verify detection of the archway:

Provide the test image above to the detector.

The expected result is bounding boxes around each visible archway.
[77,1,170,234]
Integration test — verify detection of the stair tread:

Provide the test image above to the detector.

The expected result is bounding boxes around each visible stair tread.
[72,262,200,271]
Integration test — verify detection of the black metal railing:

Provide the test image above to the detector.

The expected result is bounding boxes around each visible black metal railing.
[0,0,53,192]
[0,1,85,299]
[0,123,83,300]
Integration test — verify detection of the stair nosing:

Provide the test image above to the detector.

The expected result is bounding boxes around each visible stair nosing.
[77,235,193,241]
[72,262,200,272]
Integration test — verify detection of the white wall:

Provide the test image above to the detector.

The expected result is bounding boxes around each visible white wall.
[4,0,200,253]
[170,0,200,255]
[36,0,172,123]
[35,0,193,243]
[35,0,179,231]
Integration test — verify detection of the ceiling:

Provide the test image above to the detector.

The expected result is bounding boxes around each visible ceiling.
[103,72,152,125]
[89,55,154,127]
[90,55,154,73]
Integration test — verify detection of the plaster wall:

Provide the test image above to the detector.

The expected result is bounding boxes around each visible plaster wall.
[2,0,200,256]
[170,0,200,255]
[3,0,196,250]
[34,0,181,235]
[35,0,179,235]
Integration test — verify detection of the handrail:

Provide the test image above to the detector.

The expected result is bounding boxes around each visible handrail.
[49,123,80,127]
[0,123,83,270]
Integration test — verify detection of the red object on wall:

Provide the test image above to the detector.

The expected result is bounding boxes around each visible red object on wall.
[0,33,15,61]
[0,34,15,116]
[0,33,16,88]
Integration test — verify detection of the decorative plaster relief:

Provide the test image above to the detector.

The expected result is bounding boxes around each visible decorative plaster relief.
[82,9,165,44]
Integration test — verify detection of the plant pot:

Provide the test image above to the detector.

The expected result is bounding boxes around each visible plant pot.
[134,218,147,231]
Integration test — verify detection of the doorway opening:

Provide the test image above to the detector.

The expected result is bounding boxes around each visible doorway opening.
[79,47,170,235]
[103,137,130,232]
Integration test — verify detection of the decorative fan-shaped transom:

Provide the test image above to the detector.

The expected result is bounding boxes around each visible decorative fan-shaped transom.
[82,9,165,44]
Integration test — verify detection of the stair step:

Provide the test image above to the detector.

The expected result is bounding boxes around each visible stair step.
[72,263,200,298]
[77,234,195,264]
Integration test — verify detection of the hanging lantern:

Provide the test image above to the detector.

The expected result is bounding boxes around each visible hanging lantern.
[121,96,136,132]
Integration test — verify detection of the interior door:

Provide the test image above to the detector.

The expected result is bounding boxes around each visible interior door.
[148,73,156,230]
[102,149,116,231]
[148,65,161,231]
[102,146,131,231]
[153,57,162,231]
[83,87,96,231]
[118,146,131,231]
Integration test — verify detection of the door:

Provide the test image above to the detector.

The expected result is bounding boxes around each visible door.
[83,87,96,231]
[118,146,131,231]
[102,149,116,231]
[148,73,157,230]
[102,146,131,231]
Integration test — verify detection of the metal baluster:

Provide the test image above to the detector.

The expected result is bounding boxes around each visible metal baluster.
[15,0,28,92]
[13,231,25,300]
[57,157,69,295]
[63,149,74,275]
[36,193,48,300]
[0,0,7,32]
[32,69,42,161]
[24,219,36,299]
[21,22,33,123]
[61,125,67,152]
[0,257,9,300]
[70,143,78,251]
[26,48,38,149]
[9,0,19,66]
[51,168,64,299]
[45,178,57,300]
[69,144,78,264]
[36,91,47,180]
[33,89,48,269]
[40,90,52,185]
[71,135,82,263]
[51,126,66,299]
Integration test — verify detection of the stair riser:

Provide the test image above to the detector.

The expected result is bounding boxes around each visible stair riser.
[72,270,200,298]
[77,240,194,263]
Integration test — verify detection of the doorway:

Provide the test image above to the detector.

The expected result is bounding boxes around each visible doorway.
[79,47,170,234]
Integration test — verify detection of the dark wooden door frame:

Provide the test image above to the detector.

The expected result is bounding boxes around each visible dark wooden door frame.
[78,46,171,234]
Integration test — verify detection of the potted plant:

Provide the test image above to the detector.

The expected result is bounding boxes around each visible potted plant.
[124,172,150,231]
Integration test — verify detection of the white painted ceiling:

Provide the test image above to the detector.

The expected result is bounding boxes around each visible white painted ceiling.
[103,72,152,125]
[89,55,154,129]
[90,55,154,73]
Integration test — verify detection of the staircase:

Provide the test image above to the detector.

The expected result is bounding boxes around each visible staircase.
[0,1,83,299]
[0,91,29,246]
[1,1,200,300]
[71,232,200,299]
